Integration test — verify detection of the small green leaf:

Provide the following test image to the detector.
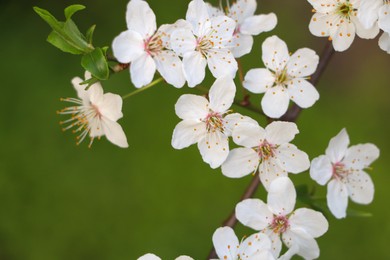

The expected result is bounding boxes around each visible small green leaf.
[347,208,373,218]
[81,77,99,89]
[64,4,86,20]
[47,30,84,54]
[33,7,63,32]
[81,47,109,80]
[86,24,96,44]
[101,46,109,55]
[63,19,91,51]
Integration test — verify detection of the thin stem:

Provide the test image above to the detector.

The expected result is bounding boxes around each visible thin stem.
[207,40,335,259]
[122,78,164,100]
[237,59,247,97]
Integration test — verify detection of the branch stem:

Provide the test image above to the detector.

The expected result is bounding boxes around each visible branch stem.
[122,78,164,100]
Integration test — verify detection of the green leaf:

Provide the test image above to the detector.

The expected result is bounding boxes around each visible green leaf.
[81,77,100,89]
[86,24,96,44]
[63,19,91,51]
[81,47,109,80]
[33,7,63,32]
[47,30,84,54]
[64,4,86,20]
[347,208,373,218]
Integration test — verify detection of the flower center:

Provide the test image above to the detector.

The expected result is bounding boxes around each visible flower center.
[144,34,164,56]
[275,68,289,85]
[204,111,224,133]
[257,140,276,161]
[337,2,354,17]
[196,36,214,57]
[270,215,290,234]
[332,162,349,179]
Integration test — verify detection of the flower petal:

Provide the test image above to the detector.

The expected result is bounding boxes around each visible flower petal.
[231,33,253,58]
[261,85,290,119]
[258,159,287,191]
[175,257,193,260]
[71,76,88,101]
[224,113,259,137]
[357,0,382,29]
[206,3,224,17]
[221,148,259,178]
[232,123,265,148]
[330,20,356,52]
[289,208,328,238]
[238,232,273,259]
[267,177,296,215]
[182,51,207,87]
[130,53,156,88]
[327,179,348,219]
[158,19,192,49]
[212,227,239,260]
[276,143,310,174]
[265,230,282,258]
[154,50,186,88]
[126,0,156,38]
[264,121,299,145]
[379,32,390,54]
[186,0,210,36]
[171,120,206,149]
[137,253,161,260]
[379,4,390,33]
[87,83,104,104]
[351,15,380,39]
[309,12,332,37]
[344,143,380,170]
[210,16,236,45]
[325,128,350,163]
[310,155,333,185]
[170,28,197,57]
[282,228,320,260]
[235,199,273,230]
[287,78,319,109]
[262,35,289,72]
[287,48,319,78]
[240,13,278,35]
[209,76,236,112]
[98,93,123,121]
[175,94,209,120]
[346,170,374,204]
[197,131,229,168]
[207,49,238,79]
[243,68,275,94]
[229,0,257,23]
[101,118,128,148]
[112,30,144,63]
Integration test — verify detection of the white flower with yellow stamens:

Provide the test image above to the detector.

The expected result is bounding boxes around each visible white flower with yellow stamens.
[58,72,128,148]
[243,35,320,119]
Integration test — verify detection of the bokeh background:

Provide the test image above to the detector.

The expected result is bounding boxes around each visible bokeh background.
[0,0,389,259]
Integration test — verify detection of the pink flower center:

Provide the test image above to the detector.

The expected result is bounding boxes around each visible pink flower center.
[257,140,276,161]
[144,34,163,56]
[270,215,290,234]
[332,162,349,179]
[204,111,224,133]
[196,36,214,57]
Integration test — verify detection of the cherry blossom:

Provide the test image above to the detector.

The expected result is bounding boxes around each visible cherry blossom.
[222,121,310,190]
[112,0,185,88]
[171,76,256,168]
[138,253,193,260]
[243,36,320,118]
[236,177,329,260]
[308,0,380,51]
[170,0,237,87]
[310,128,380,219]
[206,0,277,57]
[57,72,128,148]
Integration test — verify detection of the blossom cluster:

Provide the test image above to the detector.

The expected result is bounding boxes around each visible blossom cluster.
[49,0,385,259]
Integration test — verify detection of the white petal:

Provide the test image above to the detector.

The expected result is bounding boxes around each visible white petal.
[98,93,123,121]
[171,120,206,149]
[261,86,290,119]
[87,83,104,104]
[101,118,128,148]
[307,0,337,13]
[327,179,348,219]
[231,33,254,58]
[264,121,299,145]
[330,20,356,52]
[182,51,207,87]
[258,159,288,191]
[287,79,319,109]
[276,143,310,174]
[267,177,296,215]
[209,76,236,112]
[308,12,332,37]
[346,170,374,204]
[351,15,380,39]
[207,49,238,79]
[243,68,275,94]
[210,16,236,45]
[344,143,380,170]
[212,227,239,260]
[286,48,319,78]
[130,53,156,88]
[310,155,333,186]
[289,208,328,238]
[240,13,278,35]
[357,0,382,29]
[325,128,350,163]
[282,228,320,260]
[221,148,259,178]
[206,3,224,17]
[265,231,282,258]
[198,131,229,168]
[379,4,390,33]
[186,0,210,36]
[229,0,257,23]
[137,253,161,260]
[235,199,273,230]
[170,28,197,57]
[239,232,273,259]
[112,30,144,63]
[232,123,265,148]
[278,245,299,260]
[126,0,156,38]
[154,50,185,88]
[379,32,390,53]
[71,76,88,101]
[224,113,260,137]
[175,257,193,260]
[175,94,209,120]
[262,36,289,72]
[158,19,192,49]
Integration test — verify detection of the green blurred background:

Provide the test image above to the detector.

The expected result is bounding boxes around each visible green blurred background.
[0,0,389,259]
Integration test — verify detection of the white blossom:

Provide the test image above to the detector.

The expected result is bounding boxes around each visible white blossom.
[206,0,277,57]
[171,76,256,169]
[310,128,380,219]
[57,72,128,148]
[138,253,193,260]
[221,121,310,190]
[308,0,380,52]
[112,0,185,88]
[243,36,320,118]
[170,0,238,87]
[236,177,329,260]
